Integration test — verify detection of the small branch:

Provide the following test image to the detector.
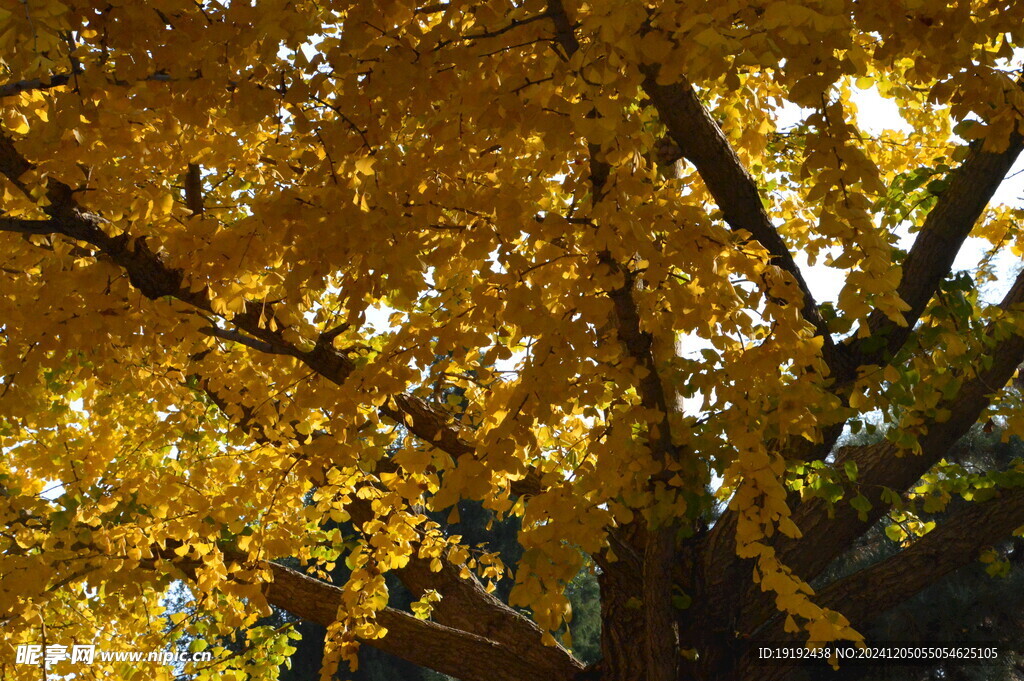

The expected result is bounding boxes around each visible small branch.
[199,325,293,356]
[0,72,76,99]
[414,2,449,14]
[459,11,551,41]
[0,217,56,235]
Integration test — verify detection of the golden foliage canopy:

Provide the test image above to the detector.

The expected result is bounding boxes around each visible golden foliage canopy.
[2,1,1024,680]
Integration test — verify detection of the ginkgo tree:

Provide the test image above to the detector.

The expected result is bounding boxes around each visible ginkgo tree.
[3,1,1024,680]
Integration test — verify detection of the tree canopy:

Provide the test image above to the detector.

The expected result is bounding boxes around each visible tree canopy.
[3,1,1024,680]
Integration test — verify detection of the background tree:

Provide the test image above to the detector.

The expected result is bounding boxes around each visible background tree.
[3,2,1024,681]
[787,425,1024,681]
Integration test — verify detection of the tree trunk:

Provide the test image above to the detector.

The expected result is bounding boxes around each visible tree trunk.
[597,562,648,681]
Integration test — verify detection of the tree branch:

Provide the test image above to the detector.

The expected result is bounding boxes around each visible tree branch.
[3,478,579,681]
[184,163,205,215]
[542,6,677,674]
[548,9,683,673]
[199,325,296,357]
[816,486,1024,629]
[188,376,577,675]
[847,130,1024,374]
[546,0,579,59]
[640,65,852,638]
[148,540,577,681]
[733,267,1024,634]
[786,269,1024,576]
[0,217,56,235]
[735,486,1024,681]
[0,70,202,100]
[262,561,577,681]
[0,72,76,99]
[640,67,841,375]
[598,252,681,681]
[0,132,540,498]
[699,265,1024,637]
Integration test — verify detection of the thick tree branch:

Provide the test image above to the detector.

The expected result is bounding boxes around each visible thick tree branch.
[642,69,852,541]
[2,485,578,681]
[599,254,675,456]
[146,540,577,681]
[700,267,1024,638]
[640,68,841,375]
[785,269,1024,575]
[544,7,677,675]
[816,486,1024,629]
[555,12,682,674]
[598,253,681,681]
[0,133,32,192]
[189,376,578,676]
[736,486,1024,681]
[732,268,1024,635]
[847,131,1024,374]
[262,561,577,681]
[184,163,205,215]
[642,65,850,636]
[546,0,580,59]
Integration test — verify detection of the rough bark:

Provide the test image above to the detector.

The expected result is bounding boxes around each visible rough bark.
[596,556,647,681]
[643,526,680,681]
[816,487,1024,628]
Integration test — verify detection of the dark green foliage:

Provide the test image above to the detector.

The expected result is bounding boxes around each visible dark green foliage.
[564,563,602,665]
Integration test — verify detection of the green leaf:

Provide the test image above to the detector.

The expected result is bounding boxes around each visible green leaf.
[844,461,858,482]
